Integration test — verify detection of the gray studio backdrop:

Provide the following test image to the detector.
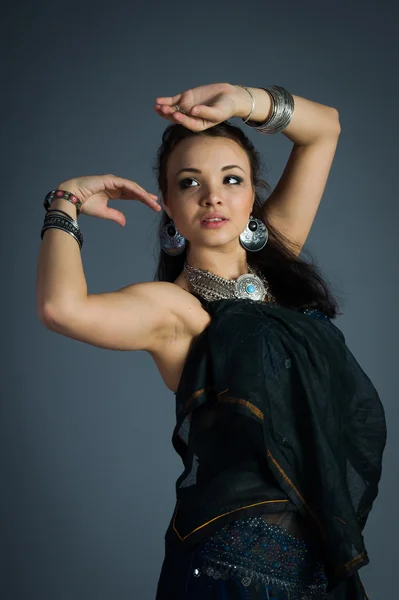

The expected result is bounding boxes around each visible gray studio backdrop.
[2,1,397,598]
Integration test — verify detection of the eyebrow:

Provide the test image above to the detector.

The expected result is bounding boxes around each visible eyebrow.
[176,164,245,177]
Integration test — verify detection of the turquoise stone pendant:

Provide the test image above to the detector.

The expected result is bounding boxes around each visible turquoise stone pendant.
[235,273,266,301]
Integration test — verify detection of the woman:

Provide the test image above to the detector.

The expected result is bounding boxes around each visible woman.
[37,83,387,599]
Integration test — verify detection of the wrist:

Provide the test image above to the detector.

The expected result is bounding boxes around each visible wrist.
[232,85,253,119]
[46,184,83,215]
[48,198,78,219]
[57,182,81,198]
[233,86,274,123]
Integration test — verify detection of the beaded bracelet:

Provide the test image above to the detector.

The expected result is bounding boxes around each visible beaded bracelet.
[44,189,83,216]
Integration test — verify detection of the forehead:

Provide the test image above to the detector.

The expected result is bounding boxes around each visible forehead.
[167,136,249,175]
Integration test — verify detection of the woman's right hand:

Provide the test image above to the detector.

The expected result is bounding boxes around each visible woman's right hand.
[57,174,161,226]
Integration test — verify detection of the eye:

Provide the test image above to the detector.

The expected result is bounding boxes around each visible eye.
[225,175,243,185]
[179,175,243,189]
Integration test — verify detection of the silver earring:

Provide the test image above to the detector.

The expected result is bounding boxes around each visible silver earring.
[160,219,186,256]
[239,215,268,252]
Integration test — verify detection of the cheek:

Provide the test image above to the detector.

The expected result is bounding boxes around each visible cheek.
[172,207,196,237]
[232,198,252,223]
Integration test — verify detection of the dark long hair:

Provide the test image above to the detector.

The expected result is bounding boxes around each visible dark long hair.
[152,121,344,318]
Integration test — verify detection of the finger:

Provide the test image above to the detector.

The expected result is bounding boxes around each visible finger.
[134,191,161,211]
[154,105,183,125]
[120,190,161,212]
[170,111,205,130]
[135,190,161,209]
[118,178,158,200]
[156,104,180,116]
[155,93,182,105]
[104,206,127,227]
[114,181,160,213]
[155,111,176,124]
[109,176,145,197]
[155,104,205,131]
[189,104,222,121]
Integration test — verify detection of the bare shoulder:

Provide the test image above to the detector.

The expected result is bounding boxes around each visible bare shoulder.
[135,278,203,311]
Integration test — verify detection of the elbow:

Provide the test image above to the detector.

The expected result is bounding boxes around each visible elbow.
[38,303,62,330]
[331,107,341,136]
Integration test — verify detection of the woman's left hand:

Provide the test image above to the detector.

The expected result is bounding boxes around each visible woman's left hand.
[154,82,240,131]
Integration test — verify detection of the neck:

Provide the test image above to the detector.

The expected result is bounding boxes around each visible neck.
[186,247,249,281]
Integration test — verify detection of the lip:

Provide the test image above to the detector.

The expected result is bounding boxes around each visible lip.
[200,219,229,229]
[200,213,229,223]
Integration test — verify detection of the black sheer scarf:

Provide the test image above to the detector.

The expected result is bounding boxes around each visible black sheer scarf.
[166,297,386,597]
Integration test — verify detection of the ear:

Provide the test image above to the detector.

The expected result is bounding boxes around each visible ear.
[160,196,172,219]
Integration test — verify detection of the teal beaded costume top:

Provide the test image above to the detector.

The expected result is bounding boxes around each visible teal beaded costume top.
[164,297,386,597]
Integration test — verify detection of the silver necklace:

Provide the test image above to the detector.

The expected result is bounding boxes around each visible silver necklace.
[183,261,276,303]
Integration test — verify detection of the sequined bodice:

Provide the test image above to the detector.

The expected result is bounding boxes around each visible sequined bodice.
[191,514,330,599]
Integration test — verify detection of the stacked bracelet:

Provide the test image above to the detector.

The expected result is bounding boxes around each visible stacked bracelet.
[41,191,84,250]
[237,85,295,134]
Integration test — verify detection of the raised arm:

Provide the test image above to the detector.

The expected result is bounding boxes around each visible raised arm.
[36,175,182,353]
[234,87,341,256]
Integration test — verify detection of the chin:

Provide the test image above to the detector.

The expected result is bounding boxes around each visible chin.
[199,235,238,248]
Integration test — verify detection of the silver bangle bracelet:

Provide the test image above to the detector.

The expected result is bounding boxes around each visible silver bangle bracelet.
[235,84,256,123]
[41,224,83,250]
[41,212,83,250]
[242,86,295,135]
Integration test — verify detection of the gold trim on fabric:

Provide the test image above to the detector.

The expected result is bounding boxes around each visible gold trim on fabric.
[334,515,347,525]
[217,395,264,421]
[172,499,290,542]
[343,550,367,571]
[217,388,229,396]
[183,388,265,422]
[266,448,326,541]
[183,386,212,412]
[267,450,368,580]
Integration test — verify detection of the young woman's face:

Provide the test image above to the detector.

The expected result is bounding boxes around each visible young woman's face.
[163,136,255,251]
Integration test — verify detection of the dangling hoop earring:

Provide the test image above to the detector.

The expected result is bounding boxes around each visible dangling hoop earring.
[160,219,186,256]
[239,215,268,252]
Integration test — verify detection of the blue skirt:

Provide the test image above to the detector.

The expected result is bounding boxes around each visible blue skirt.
[155,513,330,600]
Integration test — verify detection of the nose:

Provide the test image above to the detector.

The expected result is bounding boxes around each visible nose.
[200,187,224,207]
